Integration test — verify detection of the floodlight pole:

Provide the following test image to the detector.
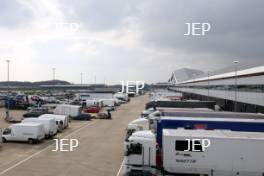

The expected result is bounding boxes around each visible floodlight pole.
[6,60,10,120]
[234,60,239,112]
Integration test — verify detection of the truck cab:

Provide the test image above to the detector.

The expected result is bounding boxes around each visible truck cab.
[124,131,157,175]
[140,108,155,118]
[126,118,149,141]
[125,110,163,142]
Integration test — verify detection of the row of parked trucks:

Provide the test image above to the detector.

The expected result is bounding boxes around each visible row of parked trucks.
[124,100,264,176]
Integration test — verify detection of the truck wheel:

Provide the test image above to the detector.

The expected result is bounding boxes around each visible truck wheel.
[2,137,6,143]
[28,139,34,144]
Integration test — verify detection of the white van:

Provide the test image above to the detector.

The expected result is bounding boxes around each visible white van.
[2,123,45,144]
[22,118,57,138]
[53,104,81,118]
[38,115,63,132]
[39,114,69,130]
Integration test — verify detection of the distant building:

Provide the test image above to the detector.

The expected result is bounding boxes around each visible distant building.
[169,66,264,113]
[169,68,204,84]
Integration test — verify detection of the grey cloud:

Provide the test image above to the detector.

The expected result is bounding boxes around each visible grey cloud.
[57,0,264,80]
[59,0,142,31]
[137,0,264,67]
[0,0,33,29]
[1,0,264,83]
[60,0,264,68]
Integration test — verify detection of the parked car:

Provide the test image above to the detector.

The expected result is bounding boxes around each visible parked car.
[96,112,108,119]
[23,107,50,118]
[72,114,92,121]
[83,106,100,113]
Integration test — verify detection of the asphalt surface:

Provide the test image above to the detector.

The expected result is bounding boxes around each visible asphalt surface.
[0,95,148,176]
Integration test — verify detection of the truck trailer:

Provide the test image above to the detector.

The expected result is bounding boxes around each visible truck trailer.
[156,116,264,148]
[126,110,264,141]
[125,129,264,176]
[53,104,81,118]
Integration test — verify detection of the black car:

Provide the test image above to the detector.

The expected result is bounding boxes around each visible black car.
[72,113,92,121]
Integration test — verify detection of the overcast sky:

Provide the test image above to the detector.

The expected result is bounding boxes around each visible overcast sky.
[0,0,263,84]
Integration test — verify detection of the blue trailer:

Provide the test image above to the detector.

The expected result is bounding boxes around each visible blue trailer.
[157,116,264,148]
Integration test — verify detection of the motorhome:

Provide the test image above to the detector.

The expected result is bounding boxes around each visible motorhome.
[2,123,45,144]
[22,118,57,138]
[125,129,264,175]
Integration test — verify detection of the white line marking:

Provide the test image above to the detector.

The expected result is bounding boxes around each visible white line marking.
[116,159,125,176]
[0,121,97,175]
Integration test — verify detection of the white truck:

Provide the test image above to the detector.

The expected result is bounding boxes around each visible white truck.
[114,92,129,102]
[39,114,69,131]
[22,118,57,138]
[125,129,264,176]
[126,118,149,141]
[86,99,101,108]
[126,110,264,140]
[2,123,45,144]
[99,99,116,107]
[54,104,81,118]
[126,108,212,139]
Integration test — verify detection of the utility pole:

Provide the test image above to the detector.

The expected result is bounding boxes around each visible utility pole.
[234,60,239,112]
[52,68,56,80]
[5,60,10,120]
[207,71,210,101]
[81,72,83,85]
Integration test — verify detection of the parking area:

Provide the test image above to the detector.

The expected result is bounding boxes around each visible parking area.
[0,94,148,176]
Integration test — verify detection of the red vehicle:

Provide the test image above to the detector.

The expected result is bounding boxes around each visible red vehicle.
[83,106,100,113]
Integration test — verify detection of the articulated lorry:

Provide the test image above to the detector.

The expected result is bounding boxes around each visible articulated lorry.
[124,113,264,175]
[126,110,264,140]
[125,129,264,176]
[156,116,264,148]
[145,100,216,110]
